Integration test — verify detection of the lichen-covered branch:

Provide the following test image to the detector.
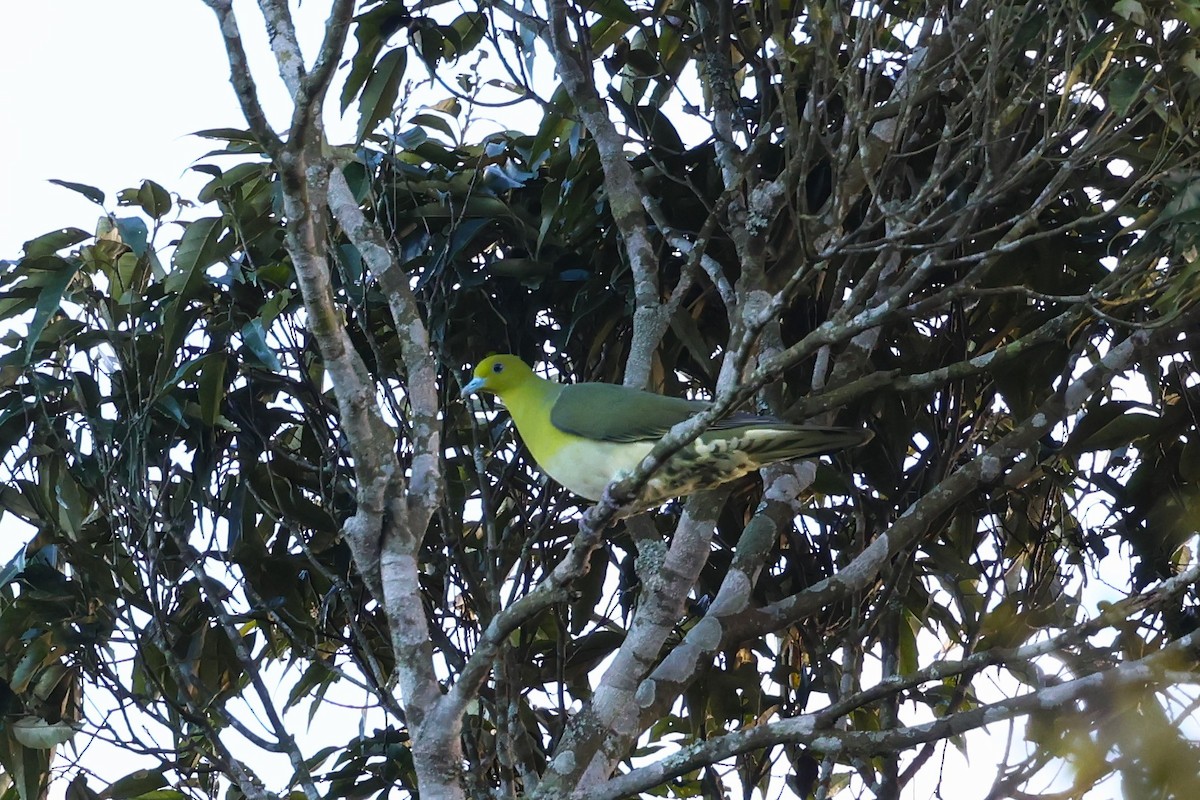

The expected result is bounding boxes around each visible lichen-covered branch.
[326,167,443,526]
[254,0,305,93]
[202,1,455,795]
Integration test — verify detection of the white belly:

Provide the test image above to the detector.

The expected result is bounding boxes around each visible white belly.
[539,438,655,501]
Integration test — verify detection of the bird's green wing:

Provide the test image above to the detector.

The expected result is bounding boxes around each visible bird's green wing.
[550,383,710,443]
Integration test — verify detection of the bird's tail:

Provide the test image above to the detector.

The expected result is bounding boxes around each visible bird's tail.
[737,424,873,463]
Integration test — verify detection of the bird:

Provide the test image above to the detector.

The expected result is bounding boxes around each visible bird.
[462,355,871,507]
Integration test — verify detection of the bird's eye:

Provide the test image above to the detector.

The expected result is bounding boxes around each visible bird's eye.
[492,362,505,374]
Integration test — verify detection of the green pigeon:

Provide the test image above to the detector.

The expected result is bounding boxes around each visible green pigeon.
[462,355,870,506]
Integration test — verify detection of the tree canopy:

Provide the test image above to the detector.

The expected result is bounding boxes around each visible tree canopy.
[2,0,1199,798]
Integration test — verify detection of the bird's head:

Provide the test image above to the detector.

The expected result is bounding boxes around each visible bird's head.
[462,355,535,398]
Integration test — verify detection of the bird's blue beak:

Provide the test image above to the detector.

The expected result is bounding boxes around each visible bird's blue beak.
[461,376,486,397]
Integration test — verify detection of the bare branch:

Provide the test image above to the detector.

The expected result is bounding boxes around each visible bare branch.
[202,0,282,155]
[254,0,306,93]
[751,318,1181,635]
[293,0,356,137]
[784,307,1082,420]
[604,310,1194,766]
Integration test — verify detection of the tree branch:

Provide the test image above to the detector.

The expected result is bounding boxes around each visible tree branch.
[254,0,305,94]
[749,318,1177,636]
[536,492,724,795]
[293,0,355,136]
[327,166,443,525]
[202,0,283,155]
[581,628,1200,800]
[544,0,663,388]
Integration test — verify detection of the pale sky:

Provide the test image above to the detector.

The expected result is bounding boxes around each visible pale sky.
[0,1,339,257]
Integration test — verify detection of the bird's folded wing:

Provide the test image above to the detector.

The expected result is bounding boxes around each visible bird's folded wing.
[550,383,710,443]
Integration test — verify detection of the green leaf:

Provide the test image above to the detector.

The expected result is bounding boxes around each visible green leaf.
[393,127,429,150]
[898,613,920,675]
[414,24,444,66]
[191,127,258,143]
[260,288,293,329]
[114,217,149,257]
[284,661,337,712]
[1068,402,1162,452]
[488,258,551,280]
[10,637,51,693]
[66,774,100,800]
[410,113,457,140]
[10,717,77,749]
[191,172,240,213]
[1113,0,1146,24]
[0,728,51,800]
[412,140,463,170]
[579,0,639,25]
[167,216,224,295]
[428,97,461,117]
[1108,67,1144,118]
[342,41,385,115]
[1076,30,1113,65]
[196,162,266,204]
[159,359,210,404]
[241,320,283,371]
[48,179,105,206]
[114,252,140,295]
[197,355,227,427]
[1179,439,1200,483]
[23,256,80,364]
[0,546,27,587]
[625,48,659,76]
[356,48,407,144]
[447,12,487,57]
[104,769,167,800]
[71,370,107,442]
[22,228,89,259]
[189,127,264,156]
[136,180,172,219]
[1077,412,1161,452]
[340,4,411,113]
